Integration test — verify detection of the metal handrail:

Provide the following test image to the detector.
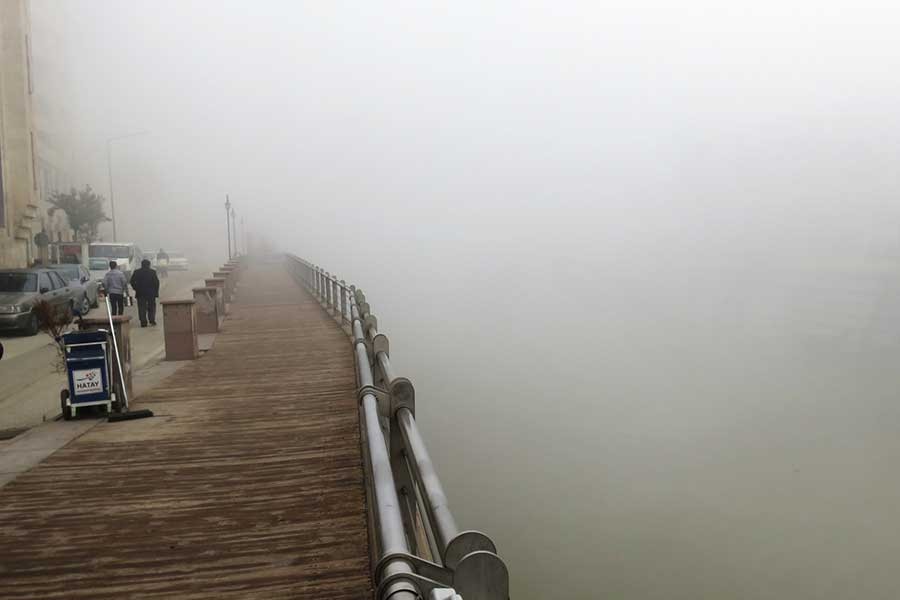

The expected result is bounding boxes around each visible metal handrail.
[285,254,509,600]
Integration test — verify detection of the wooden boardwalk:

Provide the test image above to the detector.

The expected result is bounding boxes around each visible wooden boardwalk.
[0,261,372,599]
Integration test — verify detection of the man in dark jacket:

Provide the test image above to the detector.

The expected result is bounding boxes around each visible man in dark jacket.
[130,259,160,327]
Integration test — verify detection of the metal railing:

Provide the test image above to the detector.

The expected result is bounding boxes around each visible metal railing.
[286,255,509,600]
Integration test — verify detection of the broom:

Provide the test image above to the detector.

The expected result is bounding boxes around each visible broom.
[105,295,153,421]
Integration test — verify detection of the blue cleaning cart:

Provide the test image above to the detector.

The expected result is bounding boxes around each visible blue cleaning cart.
[60,330,119,419]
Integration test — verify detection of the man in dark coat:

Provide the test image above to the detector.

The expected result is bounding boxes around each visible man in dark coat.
[130,259,160,327]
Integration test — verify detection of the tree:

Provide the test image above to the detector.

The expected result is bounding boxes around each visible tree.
[47,185,110,242]
[31,299,74,373]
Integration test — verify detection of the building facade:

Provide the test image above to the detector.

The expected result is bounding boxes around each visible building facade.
[29,0,75,244]
[0,0,40,266]
[0,0,72,267]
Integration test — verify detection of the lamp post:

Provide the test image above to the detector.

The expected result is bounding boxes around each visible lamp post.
[225,195,232,260]
[106,130,149,242]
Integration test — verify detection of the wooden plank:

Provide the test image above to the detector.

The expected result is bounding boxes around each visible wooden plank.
[0,261,373,599]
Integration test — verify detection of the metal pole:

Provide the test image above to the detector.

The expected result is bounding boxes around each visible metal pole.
[106,140,117,242]
[105,296,129,410]
[361,393,419,600]
[328,276,333,310]
[347,288,418,599]
[397,407,459,557]
[377,351,395,384]
[332,277,338,314]
[333,279,339,316]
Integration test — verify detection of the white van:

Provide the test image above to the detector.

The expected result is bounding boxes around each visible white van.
[88,242,143,283]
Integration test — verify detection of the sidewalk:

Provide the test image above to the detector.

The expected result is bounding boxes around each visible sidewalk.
[0,268,209,432]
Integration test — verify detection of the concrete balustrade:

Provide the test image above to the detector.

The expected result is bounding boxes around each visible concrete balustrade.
[154,264,243,362]
[192,287,220,334]
[161,299,199,361]
[220,266,238,298]
[213,271,233,302]
[205,277,227,315]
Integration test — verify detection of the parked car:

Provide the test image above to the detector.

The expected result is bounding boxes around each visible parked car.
[48,264,100,312]
[0,269,81,335]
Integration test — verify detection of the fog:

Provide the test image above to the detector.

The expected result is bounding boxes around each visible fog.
[40,1,900,597]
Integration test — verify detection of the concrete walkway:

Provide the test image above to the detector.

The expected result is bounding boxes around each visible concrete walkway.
[0,259,371,599]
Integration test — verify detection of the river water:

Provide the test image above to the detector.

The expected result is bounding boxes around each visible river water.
[308,235,900,599]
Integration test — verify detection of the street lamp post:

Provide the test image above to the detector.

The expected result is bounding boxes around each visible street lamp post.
[106,130,149,242]
[225,195,232,260]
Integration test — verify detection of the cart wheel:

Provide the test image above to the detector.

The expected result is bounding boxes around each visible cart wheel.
[60,390,73,421]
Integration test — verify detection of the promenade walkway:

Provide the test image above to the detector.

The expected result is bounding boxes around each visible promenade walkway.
[0,261,372,599]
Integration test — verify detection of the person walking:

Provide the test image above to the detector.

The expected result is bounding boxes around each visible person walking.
[104,261,128,316]
[156,248,169,278]
[130,259,160,327]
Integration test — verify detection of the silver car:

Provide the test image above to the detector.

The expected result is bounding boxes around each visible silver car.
[48,264,100,313]
[0,269,81,336]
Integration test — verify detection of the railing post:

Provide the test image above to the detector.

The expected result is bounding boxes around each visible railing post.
[326,272,332,311]
[326,272,333,308]
[391,409,426,559]
[340,279,348,323]
[332,278,339,316]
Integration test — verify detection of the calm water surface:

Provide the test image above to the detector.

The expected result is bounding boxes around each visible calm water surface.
[318,241,900,599]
